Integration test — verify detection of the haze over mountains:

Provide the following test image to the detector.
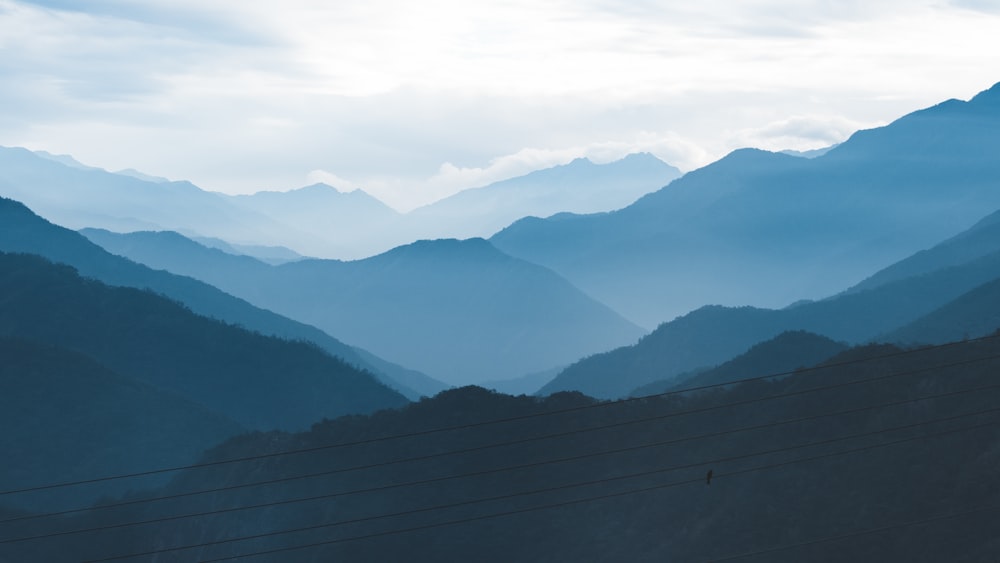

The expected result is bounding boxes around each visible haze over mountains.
[81,228,644,385]
[0,197,446,399]
[0,251,406,431]
[543,203,1000,398]
[400,153,680,242]
[0,148,678,260]
[492,83,1000,327]
[5,82,1000,561]
[0,249,408,510]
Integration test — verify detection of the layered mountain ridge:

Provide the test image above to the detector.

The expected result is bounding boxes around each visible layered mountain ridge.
[0,148,677,260]
[542,196,1000,398]
[491,81,1000,328]
[0,196,445,399]
[82,228,646,385]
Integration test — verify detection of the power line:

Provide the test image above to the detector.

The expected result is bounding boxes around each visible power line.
[8,377,998,527]
[71,406,1000,561]
[153,418,1000,563]
[4,334,996,498]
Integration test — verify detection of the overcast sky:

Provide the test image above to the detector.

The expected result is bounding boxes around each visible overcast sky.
[1,0,998,210]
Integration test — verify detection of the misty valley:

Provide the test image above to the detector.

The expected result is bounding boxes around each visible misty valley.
[2,83,1000,561]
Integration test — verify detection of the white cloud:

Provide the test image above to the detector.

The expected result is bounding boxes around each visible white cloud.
[1,0,999,211]
[361,134,711,211]
[729,115,873,153]
[947,0,1000,13]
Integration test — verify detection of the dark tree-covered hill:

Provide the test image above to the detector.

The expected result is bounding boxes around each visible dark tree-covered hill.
[0,252,407,431]
[0,337,244,511]
[6,335,998,561]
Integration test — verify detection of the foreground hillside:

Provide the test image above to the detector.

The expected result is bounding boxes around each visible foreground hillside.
[0,337,243,511]
[4,334,998,561]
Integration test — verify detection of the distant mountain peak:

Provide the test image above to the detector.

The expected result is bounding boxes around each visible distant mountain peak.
[31,150,101,171]
[373,237,497,262]
[692,147,801,173]
[242,182,391,208]
[562,152,667,169]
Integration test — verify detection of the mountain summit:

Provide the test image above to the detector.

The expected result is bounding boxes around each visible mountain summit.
[400,153,680,244]
[492,82,1000,328]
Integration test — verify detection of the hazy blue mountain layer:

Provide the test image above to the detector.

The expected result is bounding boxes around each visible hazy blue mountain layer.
[491,82,1000,328]
[0,197,445,399]
[540,210,1000,398]
[81,229,646,385]
[225,154,677,257]
[844,207,1000,294]
[0,146,677,260]
[0,252,407,430]
[10,337,998,561]
[0,337,244,511]
[400,153,680,242]
[0,145,293,240]
[191,235,305,265]
[224,182,402,258]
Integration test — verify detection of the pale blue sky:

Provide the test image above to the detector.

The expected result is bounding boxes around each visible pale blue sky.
[1,0,998,210]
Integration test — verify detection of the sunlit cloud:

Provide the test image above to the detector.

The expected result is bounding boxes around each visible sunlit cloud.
[729,115,871,154]
[1,0,998,209]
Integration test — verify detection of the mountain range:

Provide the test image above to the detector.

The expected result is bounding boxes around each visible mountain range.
[0,196,446,399]
[541,198,1000,398]
[0,249,410,510]
[491,82,1000,328]
[10,335,998,561]
[399,153,680,243]
[5,81,1000,561]
[0,147,678,260]
[81,229,645,385]
[0,251,407,431]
